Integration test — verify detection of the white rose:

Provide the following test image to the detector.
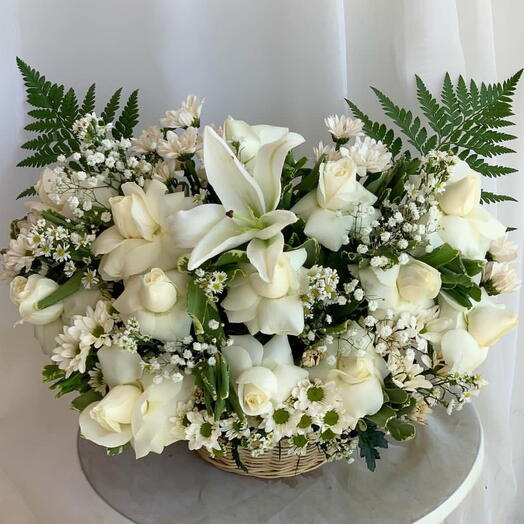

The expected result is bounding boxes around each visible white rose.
[222,249,307,335]
[438,161,481,216]
[92,180,192,280]
[438,291,517,372]
[10,274,63,325]
[222,335,308,416]
[113,268,192,341]
[467,303,517,347]
[79,384,141,448]
[292,156,377,251]
[97,345,144,388]
[396,259,441,302]
[308,326,388,423]
[358,259,440,316]
[131,375,194,458]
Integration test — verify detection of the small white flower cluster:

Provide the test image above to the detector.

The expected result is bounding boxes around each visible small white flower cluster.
[143,336,220,384]
[352,151,455,267]
[302,265,340,318]
[111,318,152,352]
[194,268,228,302]
[28,218,96,272]
[427,372,487,414]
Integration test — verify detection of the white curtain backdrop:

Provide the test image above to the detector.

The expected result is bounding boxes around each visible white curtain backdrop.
[0,1,522,522]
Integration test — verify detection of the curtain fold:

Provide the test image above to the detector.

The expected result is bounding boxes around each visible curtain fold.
[0,1,523,522]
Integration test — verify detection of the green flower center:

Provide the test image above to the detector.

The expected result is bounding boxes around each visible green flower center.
[321,428,336,441]
[92,325,105,338]
[200,422,213,438]
[297,414,312,429]
[307,386,325,402]
[273,408,290,425]
[323,410,339,426]
[292,434,308,448]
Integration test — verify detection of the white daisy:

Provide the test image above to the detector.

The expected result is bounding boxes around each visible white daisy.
[220,415,250,440]
[316,407,351,435]
[160,95,204,129]
[72,301,114,349]
[293,379,340,417]
[262,406,300,440]
[51,325,90,377]
[185,410,221,452]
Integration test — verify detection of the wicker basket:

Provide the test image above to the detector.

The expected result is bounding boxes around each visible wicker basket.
[197,440,327,479]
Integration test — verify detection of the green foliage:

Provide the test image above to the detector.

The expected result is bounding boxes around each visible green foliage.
[16,58,140,169]
[357,420,388,472]
[71,389,103,411]
[112,89,140,140]
[387,418,416,441]
[36,271,83,309]
[347,70,522,178]
[186,279,225,342]
[480,190,517,204]
[106,442,132,456]
[16,186,37,199]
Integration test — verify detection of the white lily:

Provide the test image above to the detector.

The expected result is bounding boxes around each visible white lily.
[170,120,304,282]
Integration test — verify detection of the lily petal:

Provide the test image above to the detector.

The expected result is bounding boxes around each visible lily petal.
[261,335,294,368]
[187,217,255,271]
[203,126,265,215]
[230,335,264,366]
[169,204,225,248]
[98,345,143,387]
[304,208,355,251]
[257,296,304,335]
[253,131,305,210]
[271,364,308,403]
[247,233,284,283]
[255,210,298,240]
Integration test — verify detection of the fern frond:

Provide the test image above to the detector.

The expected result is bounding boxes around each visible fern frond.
[101,88,122,124]
[80,84,96,115]
[480,190,517,204]
[113,89,139,140]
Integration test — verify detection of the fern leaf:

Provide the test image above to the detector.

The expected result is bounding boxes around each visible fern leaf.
[113,89,139,140]
[80,83,96,115]
[415,75,448,137]
[480,190,517,204]
[101,88,122,124]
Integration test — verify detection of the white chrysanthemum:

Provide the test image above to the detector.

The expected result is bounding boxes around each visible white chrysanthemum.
[152,159,180,183]
[184,410,221,452]
[160,95,204,129]
[313,141,341,162]
[88,363,107,395]
[293,379,340,417]
[157,127,200,159]
[52,325,90,377]
[488,235,518,263]
[131,125,164,154]
[317,407,352,434]
[324,115,363,140]
[72,301,114,349]
[347,136,392,174]
[262,405,300,440]
[0,231,34,280]
[481,261,520,295]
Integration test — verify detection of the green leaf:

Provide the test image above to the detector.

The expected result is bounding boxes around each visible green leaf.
[383,388,409,405]
[100,88,122,124]
[113,89,139,140]
[366,404,396,428]
[480,190,517,204]
[36,271,83,309]
[42,364,65,383]
[80,83,96,115]
[231,441,249,473]
[213,250,249,267]
[71,389,103,411]
[416,75,448,137]
[106,442,131,456]
[16,186,37,199]
[296,156,324,193]
[186,279,225,341]
[462,258,485,276]
[290,237,320,268]
[418,244,460,268]
[357,421,388,472]
[387,418,416,441]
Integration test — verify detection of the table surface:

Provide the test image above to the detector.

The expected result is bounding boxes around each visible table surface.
[0,322,483,524]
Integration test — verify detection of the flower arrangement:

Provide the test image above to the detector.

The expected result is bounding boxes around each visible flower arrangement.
[3,59,521,476]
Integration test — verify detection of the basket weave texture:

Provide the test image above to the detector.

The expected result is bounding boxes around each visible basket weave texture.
[197,440,327,479]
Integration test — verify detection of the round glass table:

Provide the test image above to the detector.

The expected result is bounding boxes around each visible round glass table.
[78,404,483,524]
